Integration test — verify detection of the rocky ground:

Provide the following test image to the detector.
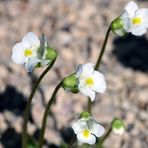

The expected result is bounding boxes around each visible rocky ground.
[0,0,148,148]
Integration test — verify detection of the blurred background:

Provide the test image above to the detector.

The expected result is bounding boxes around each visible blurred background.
[0,0,148,147]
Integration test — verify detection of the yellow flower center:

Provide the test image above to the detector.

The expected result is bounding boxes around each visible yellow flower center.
[24,49,33,57]
[82,129,90,138]
[85,77,94,86]
[132,17,142,25]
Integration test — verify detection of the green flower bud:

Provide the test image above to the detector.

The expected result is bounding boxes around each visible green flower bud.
[62,74,79,93]
[111,118,125,135]
[111,17,124,30]
[80,112,90,118]
[45,47,57,60]
[111,17,127,37]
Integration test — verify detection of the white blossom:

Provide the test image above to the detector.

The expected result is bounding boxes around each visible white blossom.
[72,117,105,145]
[12,32,40,72]
[121,1,148,36]
[76,63,106,101]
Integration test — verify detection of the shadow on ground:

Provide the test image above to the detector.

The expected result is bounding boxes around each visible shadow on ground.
[0,85,75,148]
[112,34,148,72]
[0,85,27,115]
[1,128,21,148]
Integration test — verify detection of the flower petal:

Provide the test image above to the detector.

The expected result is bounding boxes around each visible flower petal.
[22,32,40,48]
[124,1,138,18]
[121,11,131,31]
[77,133,96,145]
[130,26,147,36]
[76,63,94,78]
[12,42,27,64]
[90,122,105,137]
[79,87,96,101]
[72,121,83,134]
[76,64,83,77]
[91,71,106,93]
[25,58,39,72]
[136,8,148,28]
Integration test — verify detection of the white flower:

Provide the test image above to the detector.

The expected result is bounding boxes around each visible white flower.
[76,63,106,101]
[12,32,40,72]
[121,1,148,36]
[72,117,105,145]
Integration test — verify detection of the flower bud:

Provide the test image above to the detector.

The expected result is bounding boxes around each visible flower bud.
[62,74,79,93]
[45,47,57,61]
[111,18,124,30]
[111,17,127,37]
[80,112,90,118]
[111,118,125,135]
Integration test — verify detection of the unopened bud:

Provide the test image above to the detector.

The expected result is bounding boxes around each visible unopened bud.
[62,74,79,93]
[112,118,125,135]
[45,47,57,60]
[111,17,127,37]
[80,112,90,118]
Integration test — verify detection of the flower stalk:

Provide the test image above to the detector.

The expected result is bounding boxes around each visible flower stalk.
[87,24,112,113]
[97,125,112,147]
[22,59,56,148]
[38,81,63,148]
[96,118,123,147]
[87,98,92,114]
[95,24,112,70]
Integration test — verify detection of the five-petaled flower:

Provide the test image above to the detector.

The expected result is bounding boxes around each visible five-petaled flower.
[72,116,105,145]
[112,1,148,36]
[121,1,148,36]
[12,32,57,72]
[12,32,41,72]
[76,63,106,101]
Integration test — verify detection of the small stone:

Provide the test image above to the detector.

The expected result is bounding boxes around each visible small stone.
[137,91,148,110]
[0,113,7,133]
[135,72,148,86]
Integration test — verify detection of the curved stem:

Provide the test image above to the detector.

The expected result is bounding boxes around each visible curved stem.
[102,127,112,142]
[22,59,56,148]
[87,24,112,113]
[98,126,112,147]
[38,81,63,148]
[96,118,118,147]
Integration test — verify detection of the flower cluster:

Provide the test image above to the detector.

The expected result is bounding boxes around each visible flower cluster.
[12,32,57,72]
[112,1,148,36]
[11,1,146,147]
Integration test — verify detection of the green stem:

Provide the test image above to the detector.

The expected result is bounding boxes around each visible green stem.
[96,128,112,148]
[22,59,56,148]
[95,25,112,70]
[38,81,63,148]
[98,126,112,146]
[87,24,112,113]
[96,118,118,147]
[87,98,92,114]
